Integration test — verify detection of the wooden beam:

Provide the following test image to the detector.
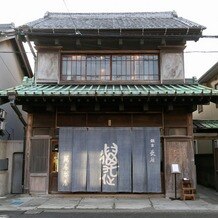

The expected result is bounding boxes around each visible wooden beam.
[76,39,81,46]
[97,39,102,45]
[119,102,124,111]
[143,104,149,111]
[70,103,77,112]
[95,102,100,111]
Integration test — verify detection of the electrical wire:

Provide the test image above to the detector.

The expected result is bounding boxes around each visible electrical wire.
[63,0,82,35]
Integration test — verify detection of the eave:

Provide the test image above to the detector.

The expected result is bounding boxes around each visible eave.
[0,83,217,106]
[18,27,203,43]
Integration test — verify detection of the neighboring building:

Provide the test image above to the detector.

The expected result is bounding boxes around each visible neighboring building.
[0,23,32,196]
[0,12,218,197]
[193,62,218,191]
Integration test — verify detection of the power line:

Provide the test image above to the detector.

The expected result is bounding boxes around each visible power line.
[62,0,80,34]
[202,35,218,38]
[184,51,218,53]
[62,0,70,13]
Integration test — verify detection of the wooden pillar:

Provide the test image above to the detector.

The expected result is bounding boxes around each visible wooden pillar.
[23,113,33,193]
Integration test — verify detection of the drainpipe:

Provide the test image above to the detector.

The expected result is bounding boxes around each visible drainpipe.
[10,100,27,127]
[8,94,27,193]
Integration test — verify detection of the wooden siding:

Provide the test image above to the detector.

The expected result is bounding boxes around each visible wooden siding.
[164,139,195,198]
[27,105,194,195]
[29,137,50,194]
[56,113,162,127]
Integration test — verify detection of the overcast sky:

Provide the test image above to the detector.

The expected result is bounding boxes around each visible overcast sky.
[1,0,218,79]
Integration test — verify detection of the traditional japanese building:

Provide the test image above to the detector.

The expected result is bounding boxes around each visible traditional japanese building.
[0,23,32,196]
[1,11,218,197]
[193,62,218,191]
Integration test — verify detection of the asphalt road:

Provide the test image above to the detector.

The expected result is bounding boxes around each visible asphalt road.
[1,210,218,218]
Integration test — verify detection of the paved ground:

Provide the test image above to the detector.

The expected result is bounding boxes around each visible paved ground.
[0,185,217,213]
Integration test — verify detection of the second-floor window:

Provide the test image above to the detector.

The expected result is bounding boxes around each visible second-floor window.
[61,54,159,82]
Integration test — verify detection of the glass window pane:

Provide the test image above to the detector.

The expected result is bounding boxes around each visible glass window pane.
[61,54,159,81]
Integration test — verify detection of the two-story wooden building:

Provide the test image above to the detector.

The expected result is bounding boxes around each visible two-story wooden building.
[0,23,32,196]
[193,62,218,191]
[1,11,218,197]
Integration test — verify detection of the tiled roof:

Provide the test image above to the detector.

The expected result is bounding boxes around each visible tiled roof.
[0,80,217,98]
[198,62,218,84]
[193,120,218,129]
[0,23,15,32]
[24,11,205,30]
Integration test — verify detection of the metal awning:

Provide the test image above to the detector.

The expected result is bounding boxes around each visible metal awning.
[193,120,218,130]
[0,83,217,97]
[1,78,218,105]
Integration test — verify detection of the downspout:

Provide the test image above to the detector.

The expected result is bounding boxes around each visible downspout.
[10,100,27,127]
[8,95,27,193]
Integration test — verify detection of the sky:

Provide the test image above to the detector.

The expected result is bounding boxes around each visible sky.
[1,0,218,79]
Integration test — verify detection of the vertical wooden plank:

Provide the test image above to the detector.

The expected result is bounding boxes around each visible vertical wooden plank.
[24,114,33,193]
[58,127,73,192]
[132,128,147,192]
[145,127,161,192]
[117,128,132,192]
[164,139,195,198]
[71,128,87,192]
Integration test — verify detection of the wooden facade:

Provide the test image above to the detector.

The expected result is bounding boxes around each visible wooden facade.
[22,103,195,197]
[1,12,215,197]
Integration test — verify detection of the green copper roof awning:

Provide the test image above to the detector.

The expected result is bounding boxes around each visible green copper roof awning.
[1,84,218,98]
[193,120,218,130]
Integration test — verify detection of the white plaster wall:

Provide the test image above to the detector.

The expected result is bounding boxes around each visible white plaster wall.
[0,40,24,89]
[6,140,23,194]
[0,39,27,140]
[36,51,59,83]
[160,52,184,83]
[0,140,23,196]
[193,102,218,120]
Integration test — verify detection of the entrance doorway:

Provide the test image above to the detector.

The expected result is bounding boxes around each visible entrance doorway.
[11,152,23,194]
[58,127,161,193]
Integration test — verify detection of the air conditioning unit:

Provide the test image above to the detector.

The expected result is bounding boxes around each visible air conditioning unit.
[0,121,5,130]
[0,109,6,120]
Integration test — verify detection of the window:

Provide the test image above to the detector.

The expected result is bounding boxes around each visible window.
[61,54,159,82]
[30,138,49,173]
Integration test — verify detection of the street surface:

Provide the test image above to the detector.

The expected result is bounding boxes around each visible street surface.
[1,210,218,218]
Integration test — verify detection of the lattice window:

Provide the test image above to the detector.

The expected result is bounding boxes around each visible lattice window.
[30,138,49,173]
[61,54,159,82]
